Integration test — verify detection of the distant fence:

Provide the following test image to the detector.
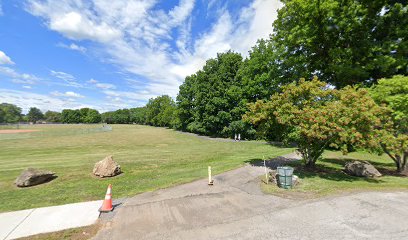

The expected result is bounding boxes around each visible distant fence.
[0,124,113,140]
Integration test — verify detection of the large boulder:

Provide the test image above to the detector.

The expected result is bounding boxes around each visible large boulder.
[15,168,56,187]
[93,155,122,178]
[345,160,382,178]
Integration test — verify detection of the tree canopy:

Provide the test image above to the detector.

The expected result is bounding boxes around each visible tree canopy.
[0,103,22,123]
[272,0,407,88]
[244,78,386,167]
[27,107,44,123]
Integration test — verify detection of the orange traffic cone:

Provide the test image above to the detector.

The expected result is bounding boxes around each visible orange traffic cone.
[99,184,113,212]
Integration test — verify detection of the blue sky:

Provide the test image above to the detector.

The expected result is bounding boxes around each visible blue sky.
[0,0,281,113]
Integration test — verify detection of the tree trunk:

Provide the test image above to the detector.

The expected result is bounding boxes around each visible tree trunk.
[396,153,408,174]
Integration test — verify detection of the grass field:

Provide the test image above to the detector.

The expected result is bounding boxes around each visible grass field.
[262,150,408,198]
[0,124,293,212]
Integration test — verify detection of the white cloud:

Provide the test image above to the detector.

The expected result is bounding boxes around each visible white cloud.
[0,66,39,84]
[87,78,116,89]
[25,0,282,102]
[23,85,32,89]
[50,70,83,87]
[96,83,116,89]
[12,78,36,85]
[0,1,3,16]
[57,42,86,53]
[0,50,15,65]
[0,89,96,113]
[103,89,156,102]
[51,90,84,98]
[88,79,98,84]
[50,70,75,81]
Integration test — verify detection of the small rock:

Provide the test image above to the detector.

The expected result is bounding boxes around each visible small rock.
[93,155,122,178]
[268,170,278,184]
[345,160,382,178]
[292,175,300,186]
[15,168,56,187]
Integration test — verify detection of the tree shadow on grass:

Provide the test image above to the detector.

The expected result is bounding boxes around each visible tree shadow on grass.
[293,162,383,183]
[323,158,404,177]
[246,157,384,183]
[245,156,299,170]
[323,157,395,169]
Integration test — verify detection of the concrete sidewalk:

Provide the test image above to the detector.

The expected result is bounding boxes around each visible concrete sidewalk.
[0,200,102,240]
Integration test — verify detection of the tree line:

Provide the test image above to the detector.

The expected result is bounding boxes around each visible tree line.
[0,95,176,126]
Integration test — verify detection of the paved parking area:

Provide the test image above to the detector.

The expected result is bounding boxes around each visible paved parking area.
[93,153,408,240]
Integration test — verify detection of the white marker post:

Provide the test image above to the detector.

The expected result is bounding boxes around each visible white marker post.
[263,156,268,185]
[208,166,214,185]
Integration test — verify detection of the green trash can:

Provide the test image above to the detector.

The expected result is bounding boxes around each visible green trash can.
[277,166,294,189]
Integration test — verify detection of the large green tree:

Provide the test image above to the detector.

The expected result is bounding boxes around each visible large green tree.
[79,108,101,123]
[244,78,386,167]
[370,75,408,173]
[272,0,407,88]
[146,95,176,127]
[44,111,62,123]
[0,103,22,123]
[176,51,255,138]
[27,107,44,123]
[61,109,81,123]
[129,107,147,124]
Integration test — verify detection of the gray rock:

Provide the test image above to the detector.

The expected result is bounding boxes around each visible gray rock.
[268,170,278,184]
[345,160,382,178]
[15,168,56,187]
[292,175,300,186]
[93,155,122,178]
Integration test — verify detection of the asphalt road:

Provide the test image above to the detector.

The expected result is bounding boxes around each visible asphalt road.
[94,153,408,240]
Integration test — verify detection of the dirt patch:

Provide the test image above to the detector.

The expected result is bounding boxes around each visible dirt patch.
[0,129,40,134]
[16,223,101,240]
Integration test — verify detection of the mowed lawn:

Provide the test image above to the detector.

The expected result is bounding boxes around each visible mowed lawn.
[0,124,293,212]
[262,150,408,198]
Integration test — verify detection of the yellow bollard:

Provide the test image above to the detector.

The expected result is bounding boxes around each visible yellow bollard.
[208,166,214,185]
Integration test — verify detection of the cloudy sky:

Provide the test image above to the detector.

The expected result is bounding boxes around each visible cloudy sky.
[0,0,281,113]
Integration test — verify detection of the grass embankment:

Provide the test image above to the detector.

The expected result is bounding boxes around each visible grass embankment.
[262,151,408,198]
[0,124,292,212]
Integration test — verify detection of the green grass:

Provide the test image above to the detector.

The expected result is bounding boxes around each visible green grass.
[262,150,408,198]
[0,124,293,212]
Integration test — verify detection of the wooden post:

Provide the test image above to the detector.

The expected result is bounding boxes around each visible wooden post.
[264,156,268,184]
[208,166,214,185]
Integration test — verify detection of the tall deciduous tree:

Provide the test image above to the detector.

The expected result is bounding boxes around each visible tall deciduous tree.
[370,75,408,173]
[146,95,176,127]
[244,78,386,167]
[44,111,62,123]
[79,108,101,123]
[61,109,81,123]
[176,51,254,137]
[272,0,407,88]
[27,107,44,123]
[0,103,22,123]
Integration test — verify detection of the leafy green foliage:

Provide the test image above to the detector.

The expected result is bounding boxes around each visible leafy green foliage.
[44,111,62,123]
[370,75,408,173]
[145,95,176,127]
[370,75,408,131]
[61,109,81,124]
[244,78,386,167]
[272,0,408,88]
[176,51,255,138]
[129,107,147,124]
[27,107,44,123]
[79,108,101,123]
[0,103,22,123]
